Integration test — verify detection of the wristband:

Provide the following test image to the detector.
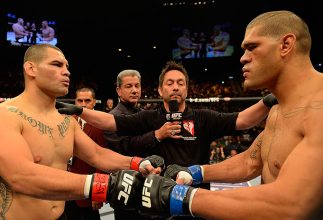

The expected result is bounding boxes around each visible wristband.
[187,165,203,185]
[188,188,198,217]
[170,185,190,216]
[84,175,92,198]
[130,156,142,171]
[89,173,109,202]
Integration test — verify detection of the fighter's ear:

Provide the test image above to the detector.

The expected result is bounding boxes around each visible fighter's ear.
[24,61,37,78]
[280,33,296,58]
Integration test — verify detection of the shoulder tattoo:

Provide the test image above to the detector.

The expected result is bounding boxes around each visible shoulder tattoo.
[0,176,13,220]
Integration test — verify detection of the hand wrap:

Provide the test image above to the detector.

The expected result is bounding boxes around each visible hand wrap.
[164,164,203,185]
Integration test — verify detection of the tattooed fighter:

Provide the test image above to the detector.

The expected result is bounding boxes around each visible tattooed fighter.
[139,11,323,219]
[0,44,164,220]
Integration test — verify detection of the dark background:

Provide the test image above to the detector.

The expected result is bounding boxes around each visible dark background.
[1,0,322,102]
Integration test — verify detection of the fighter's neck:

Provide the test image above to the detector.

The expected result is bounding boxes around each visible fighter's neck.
[19,90,57,113]
[271,68,321,108]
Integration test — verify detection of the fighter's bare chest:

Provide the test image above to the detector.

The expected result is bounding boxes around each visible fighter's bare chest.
[9,107,74,165]
[261,107,304,181]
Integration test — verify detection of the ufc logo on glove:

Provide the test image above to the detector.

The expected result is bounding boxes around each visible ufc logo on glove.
[142,178,153,208]
[118,173,134,204]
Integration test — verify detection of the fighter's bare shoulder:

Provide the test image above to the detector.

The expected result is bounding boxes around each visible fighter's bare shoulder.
[0,100,22,122]
[297,90,323,136]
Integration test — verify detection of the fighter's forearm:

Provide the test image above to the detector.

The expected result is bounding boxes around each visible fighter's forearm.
[191,182,299,220]
[90,147,132,173]
[81,108,117,131]
[202,150,260,183]
[9,162,87,201]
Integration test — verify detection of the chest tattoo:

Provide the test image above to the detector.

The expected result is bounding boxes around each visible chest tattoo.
[57,115,71,139]
[0,176,13,220]
[8,107,54,139]
[284,101,323,118]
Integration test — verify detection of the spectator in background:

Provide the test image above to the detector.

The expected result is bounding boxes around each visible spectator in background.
[104,98,114,113]
[64,87,107,220]
[225,136,242,155]
[216,137,226,149]
[227,149,238,159]
[142,102,158,110]
[240,129,254,151]
[210,147,226,164]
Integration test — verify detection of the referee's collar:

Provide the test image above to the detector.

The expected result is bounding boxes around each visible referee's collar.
[120,101,140,114]
[161,102,191,118]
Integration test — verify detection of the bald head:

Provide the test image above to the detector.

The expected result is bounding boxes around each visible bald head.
[247,11,311,55]
[23,44,63,75]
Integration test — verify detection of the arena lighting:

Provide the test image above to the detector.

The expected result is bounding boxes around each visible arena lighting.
[318,63,322,67]
[127,55,131,57]
[153,46,156,49]
[205,68,207,71]
[229,76,233,79]
[118,49,122,51]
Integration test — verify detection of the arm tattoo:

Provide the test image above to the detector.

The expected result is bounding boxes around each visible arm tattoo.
[255,133,262,150]
[8,107,53,139]
[0,176,13,220]
[250,149,258,164]
[250,132,263,164]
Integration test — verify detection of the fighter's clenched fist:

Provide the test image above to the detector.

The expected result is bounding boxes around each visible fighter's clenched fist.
[86,170,144,210]
[138,174,198,218]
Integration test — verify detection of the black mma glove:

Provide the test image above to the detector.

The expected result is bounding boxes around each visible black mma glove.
[130,155,165,172]
[138,174,198,218]
[55,101,83,115]
[165,164,203,185]
[85,170,144,210]
[262,93,278,108]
